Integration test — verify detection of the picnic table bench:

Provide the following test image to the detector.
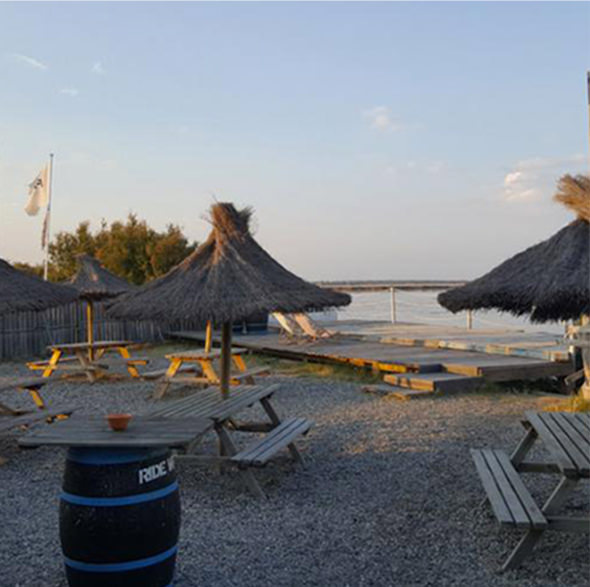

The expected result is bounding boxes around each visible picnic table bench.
[0,377,49,414]
[27,340,149,382]
[472,411,589,570]
[150,384,312,497]
[152,348,270,399]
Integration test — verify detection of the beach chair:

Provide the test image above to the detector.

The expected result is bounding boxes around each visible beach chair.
[273,312,335,343]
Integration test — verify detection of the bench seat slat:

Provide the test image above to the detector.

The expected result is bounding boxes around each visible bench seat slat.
[483,449,530,526]
[471,449,514,524]
[232,417,312,467]
[494,450,547,529]
[471,449,547,529]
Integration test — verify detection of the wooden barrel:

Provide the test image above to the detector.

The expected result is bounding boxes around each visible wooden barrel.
[59,447,180,586]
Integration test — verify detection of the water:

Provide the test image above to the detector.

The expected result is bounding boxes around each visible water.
[329,290,566,336]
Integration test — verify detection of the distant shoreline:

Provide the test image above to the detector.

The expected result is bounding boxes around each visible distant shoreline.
[315,280,466,292]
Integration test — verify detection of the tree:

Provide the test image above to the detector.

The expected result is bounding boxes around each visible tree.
[46,214,197,284]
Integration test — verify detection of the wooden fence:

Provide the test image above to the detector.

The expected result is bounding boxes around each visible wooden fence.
[0,302,205,361]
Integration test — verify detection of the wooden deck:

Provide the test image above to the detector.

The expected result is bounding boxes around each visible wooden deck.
[170,321,573,395]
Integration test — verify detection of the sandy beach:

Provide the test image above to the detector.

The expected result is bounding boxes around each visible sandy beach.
[1,353,587,587]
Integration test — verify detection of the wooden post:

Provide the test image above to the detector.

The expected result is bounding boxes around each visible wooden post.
[579,321,590,400]
[205,320,212,353]
[390,287,396,324]
[86,301,94,361]
[466,310,473,330]
[220,322,232,398]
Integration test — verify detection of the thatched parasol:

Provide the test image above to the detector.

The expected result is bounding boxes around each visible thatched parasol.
[438,174,590,323]
[108,203,351,394]
[70,254,133,357]
[0,258,78,315]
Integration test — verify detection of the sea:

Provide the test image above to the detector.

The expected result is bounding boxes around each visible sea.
[310,289,566,336]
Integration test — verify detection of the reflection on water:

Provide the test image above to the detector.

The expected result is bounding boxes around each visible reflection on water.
[330,290,565,336]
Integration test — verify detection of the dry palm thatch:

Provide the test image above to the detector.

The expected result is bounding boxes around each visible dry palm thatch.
[69,254,132,300]
[554,174,590,221]
[0,259,78,315]
[107,203,351,323]
[438,174,590,323]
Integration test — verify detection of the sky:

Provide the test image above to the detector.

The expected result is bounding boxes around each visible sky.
[0,1,588,281]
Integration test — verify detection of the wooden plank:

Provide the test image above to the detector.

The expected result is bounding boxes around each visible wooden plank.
[482,449,530,526]
[546,413,590,476]
[232,418,312,466]
[0,407,75,434]
[383,372,480,393]
[151,384,279,423]
[18,416,211,448]
[389,388,434,401]
[495,450,547,529]
[471,449,513,524]
[525,412,578,476]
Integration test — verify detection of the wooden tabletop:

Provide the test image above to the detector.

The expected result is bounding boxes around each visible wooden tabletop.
[525,411,590,478]
[18,415,213,448]
[165,348,247,360]
[151,383,280,422]
[48,340,134,351]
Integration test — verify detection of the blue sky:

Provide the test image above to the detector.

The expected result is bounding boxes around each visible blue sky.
[0,2,588,280]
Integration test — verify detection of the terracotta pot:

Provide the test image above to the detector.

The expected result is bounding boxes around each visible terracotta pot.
[107,413,132,432]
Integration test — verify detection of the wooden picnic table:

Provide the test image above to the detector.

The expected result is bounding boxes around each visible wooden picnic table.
[151,348,269,399]
[150,384,312,498]
[472,410,589,570]
[27,340,148,382]
[18,415,212,585]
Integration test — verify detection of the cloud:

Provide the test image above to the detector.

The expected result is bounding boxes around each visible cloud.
[502,154,585,202]
[59,88,79,97]
[91,61,105,75]
[362,106,404,132]
[11,53,48,70]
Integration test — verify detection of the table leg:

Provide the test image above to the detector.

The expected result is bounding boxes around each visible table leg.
[510,426,538,467]
[232,354,247,372]
[25,387,46,410]
[260,397,303,464]
[232,354,255,384]
[216,425,265,499]
[74,350,96,383]
[117,346,140,378]
[153,359,182,400]
[199,359,220,385]
[42,350,62,378]
[542,477,578,515]
[502,529,544,572]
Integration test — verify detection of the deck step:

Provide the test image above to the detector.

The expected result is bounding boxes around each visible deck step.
[383,372,481,393]
[362,385,434,400]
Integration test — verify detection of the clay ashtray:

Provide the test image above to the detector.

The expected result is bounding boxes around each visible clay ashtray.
[107,413,132,432]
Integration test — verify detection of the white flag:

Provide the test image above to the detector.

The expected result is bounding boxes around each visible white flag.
[25,165,49,216]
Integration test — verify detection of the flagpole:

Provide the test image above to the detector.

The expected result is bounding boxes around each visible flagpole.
[43,153,54,281]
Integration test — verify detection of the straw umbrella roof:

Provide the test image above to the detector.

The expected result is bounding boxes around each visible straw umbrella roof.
[69,254,132,300]
[0,259,78,315]
[108,203,351,322]
[438,174,590,322]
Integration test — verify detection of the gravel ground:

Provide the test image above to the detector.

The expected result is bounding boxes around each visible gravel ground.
[0,358,588,587]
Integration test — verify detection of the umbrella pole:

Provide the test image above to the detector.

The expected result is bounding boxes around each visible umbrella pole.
[86,301,94,361]
[205,320,212,353]
[220,322,232,398]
